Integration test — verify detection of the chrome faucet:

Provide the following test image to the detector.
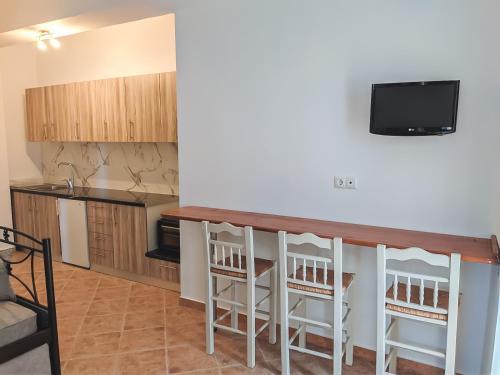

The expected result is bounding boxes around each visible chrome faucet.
[57,162,76,190]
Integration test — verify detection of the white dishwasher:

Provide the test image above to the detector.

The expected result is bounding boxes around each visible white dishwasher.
[58,198,90,268]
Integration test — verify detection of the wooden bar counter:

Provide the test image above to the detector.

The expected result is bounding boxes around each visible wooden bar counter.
[162,206,499,264]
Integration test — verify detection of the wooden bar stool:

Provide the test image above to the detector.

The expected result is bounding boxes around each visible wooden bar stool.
[376,245,461,375]
[201,221,277,368]
[278,232,355,375]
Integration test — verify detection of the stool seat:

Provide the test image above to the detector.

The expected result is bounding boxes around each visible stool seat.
[386,283,450,321]
[211,255,273,278]
[287,266,354,296]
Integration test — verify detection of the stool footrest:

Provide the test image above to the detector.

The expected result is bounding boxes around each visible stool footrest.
[290,344,333,360]
[385,339,445,358]
[289,314,332,329]
[213,322,246,336]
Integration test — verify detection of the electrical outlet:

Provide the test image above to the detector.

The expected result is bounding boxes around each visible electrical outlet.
[334,176,347,189]
[334,176,357,189]
[345,177,357,189]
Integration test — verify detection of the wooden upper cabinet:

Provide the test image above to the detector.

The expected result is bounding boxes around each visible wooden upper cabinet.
[160,72,178,142]
[45,84,70,141]
[25,72,176,143]
[91,78,127,142]
[25,87,49,141]
[125,73,162,142]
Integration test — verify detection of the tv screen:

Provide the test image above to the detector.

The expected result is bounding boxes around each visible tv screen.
[370,80,460,136]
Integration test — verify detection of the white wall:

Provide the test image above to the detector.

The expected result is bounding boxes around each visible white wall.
[174,1,500,373]
[0,75,12,227]
[0,44,42,180]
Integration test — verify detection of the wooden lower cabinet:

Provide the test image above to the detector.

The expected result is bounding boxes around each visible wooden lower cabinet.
[90,247,114,268]
[33,195,62,260]
[11,192,62,260]
[86,200,179,288]
[148,259,180,283]
[112,204,149,275]
[11,192,36,249]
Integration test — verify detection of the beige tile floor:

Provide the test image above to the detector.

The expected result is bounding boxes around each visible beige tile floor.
[9,252,443,374]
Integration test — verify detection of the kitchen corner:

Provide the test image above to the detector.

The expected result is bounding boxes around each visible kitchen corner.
[10,181,180,291]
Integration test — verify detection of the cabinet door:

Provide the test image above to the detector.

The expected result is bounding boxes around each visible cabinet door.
[148,259,180,283]
[125,74,162,142]
[33,195,62,261]
[92,78,127,142]
[12,192,36,249]
[65,82,94,142]
[159,72,177,142]
[25,88,49,141]
[45,84,68,141]
[112,204,148,275]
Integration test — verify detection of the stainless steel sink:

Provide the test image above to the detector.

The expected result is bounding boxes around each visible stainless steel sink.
[24,184,69,191]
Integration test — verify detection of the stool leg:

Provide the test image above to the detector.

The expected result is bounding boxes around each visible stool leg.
[247,277,256,368]
[279,232,290,375]
[299,298,306,348]
[333,295,343,375]
[445,254,460,375]
[231,280,238,330]
[269,264,277,344]
[345,299,353,366]
[206,274,215,354]
[377,247,386,375]
[388,318,397,373]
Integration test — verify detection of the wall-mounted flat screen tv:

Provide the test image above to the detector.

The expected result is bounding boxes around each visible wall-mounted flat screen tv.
[370,80,460,136]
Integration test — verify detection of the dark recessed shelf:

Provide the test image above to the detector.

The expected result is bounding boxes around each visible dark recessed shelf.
[145,248,180,264]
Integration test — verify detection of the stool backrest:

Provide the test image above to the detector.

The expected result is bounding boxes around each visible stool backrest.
[378,244,461,317]
[202,221,255,279]
[279,231,342,294]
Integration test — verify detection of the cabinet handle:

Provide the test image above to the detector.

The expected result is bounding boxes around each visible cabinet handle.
[43,125,48,140]
[51,123,55,140]
[113,207,118,225]
[129,121,135,140]
[104,121,109,140]
[75,122,80,140]
[159,264,177,270]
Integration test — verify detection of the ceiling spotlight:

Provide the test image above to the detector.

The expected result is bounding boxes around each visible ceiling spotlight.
[49,38,61,48]
[37,40,47,51]
[37,30,61,50]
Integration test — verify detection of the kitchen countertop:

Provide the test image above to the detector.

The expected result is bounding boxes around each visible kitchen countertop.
[10,183,179,208]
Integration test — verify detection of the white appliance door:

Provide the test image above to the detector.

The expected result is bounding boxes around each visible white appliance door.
[58,199,90,268]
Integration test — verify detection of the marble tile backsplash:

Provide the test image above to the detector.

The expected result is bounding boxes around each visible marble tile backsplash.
[41,142,179,195]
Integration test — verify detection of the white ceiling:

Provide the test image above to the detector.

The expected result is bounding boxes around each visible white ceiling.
[0,0,176,48]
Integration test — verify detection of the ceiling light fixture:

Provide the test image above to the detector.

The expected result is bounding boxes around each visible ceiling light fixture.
[37,30,61,50]
[37,39,47,51]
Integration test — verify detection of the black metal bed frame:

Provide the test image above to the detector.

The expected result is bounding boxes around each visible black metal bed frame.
[0,226,61,375]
